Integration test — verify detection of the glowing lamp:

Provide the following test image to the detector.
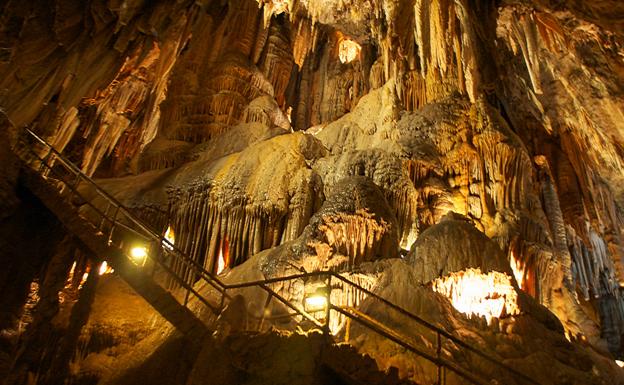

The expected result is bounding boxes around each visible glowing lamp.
[216,248,226,275]
[163,226,175,250]
[304,285,330,314]
[130,246,148,266]
[98,261,114,275]
[616,360,624,368]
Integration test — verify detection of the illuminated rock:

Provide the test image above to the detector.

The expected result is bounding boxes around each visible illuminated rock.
[339,39,361,63]
[431,268,520,324]
[407,212,512,283]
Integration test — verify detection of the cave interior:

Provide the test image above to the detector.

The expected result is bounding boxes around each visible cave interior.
[1,0,624,384]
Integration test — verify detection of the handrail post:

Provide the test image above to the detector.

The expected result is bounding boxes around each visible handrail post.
[257,292,273,331]
[164,251,173,289]
[108,205,120,246]
[324,274,331,336]
[71,172,81,191]
[183,286,191,307]
[99,202,112,231]
[219,288,226,311]
[39,147,53,174]
[437,331,442,385]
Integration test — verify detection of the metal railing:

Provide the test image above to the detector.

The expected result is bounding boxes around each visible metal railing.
[15,128,541,385]
[15,128,323,326]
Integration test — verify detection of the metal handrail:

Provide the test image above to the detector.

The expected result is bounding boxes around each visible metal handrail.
[15,128,541,385]
[21,129,229,293]
[220,270,539,385]
[332,306,488,385]
[16,128,324,330]
[19,140,223,314]
[328,271,540,385]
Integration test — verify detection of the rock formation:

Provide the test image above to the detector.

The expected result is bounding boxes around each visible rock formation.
[1,0,624,384]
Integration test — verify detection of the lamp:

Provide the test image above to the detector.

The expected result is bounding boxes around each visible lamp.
[129,245,148,266]
[304,284,330,314]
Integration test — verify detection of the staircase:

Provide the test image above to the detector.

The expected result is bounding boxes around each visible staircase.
[14,129,541,385]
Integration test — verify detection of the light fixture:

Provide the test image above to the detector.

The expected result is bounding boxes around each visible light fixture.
[216,248,226,275]
[304,284,330,314]
[98,261,114,275]
[616,359,624,368]
[129,246,148,266]
[163,226,175,250]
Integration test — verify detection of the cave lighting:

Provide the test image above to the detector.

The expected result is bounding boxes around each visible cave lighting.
[17,280,40,333]
[304,294,328,313]
[286,106,293,124]
[130,246,148,266]
[402,230,418,252]
[66,262,81,289]
[304,285,330,314]
[432,268,520,324]
[67,262,77,283]
[98,261,114,275]
[216,248,226,275]
[163,225,175,250]
[616,360,624,368]
[509,250,524,289]
[339,39,361,63]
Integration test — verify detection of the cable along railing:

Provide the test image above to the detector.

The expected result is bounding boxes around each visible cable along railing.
[15,128,541,385]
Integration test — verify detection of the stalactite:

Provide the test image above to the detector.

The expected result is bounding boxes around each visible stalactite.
[403,158,452,229]
[329,271,380,332]
[151,1,304,158]
[5,238,76,385]
[260,24,294,108]
[318,211,391,267]
[161,133,323,281]
[431,268,520,324]
[291,28,371,130]
[170,196,296,278]
[509,228,552,299]
[535,156,574,287]
[397,99,536,239]
[40,260,101,385]
[302,177,399,270]
[292,18,315,68]
[499,6,624,297]
[138,139,193,172]
[32,8,196,178]
[397,70,458,111]
[384,186,420,249]
[5,0,624,372]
